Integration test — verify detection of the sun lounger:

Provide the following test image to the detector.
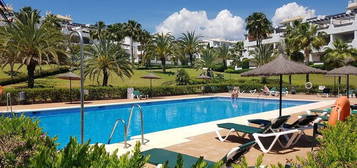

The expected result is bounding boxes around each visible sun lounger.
[252,129,301,153]
[216,115,290,142]
[141,141,256,168]
[248,115,319,152]
[133,90,148,100]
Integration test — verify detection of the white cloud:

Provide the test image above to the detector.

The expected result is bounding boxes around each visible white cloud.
[156,8,245,40]
[272,2,315,26]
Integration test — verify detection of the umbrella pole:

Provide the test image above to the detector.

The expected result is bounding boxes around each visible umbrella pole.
[347,74,350,98]
[333,76,336,96]
[150,79,152,98]
[279,74,283,117]
[338,76,341,96]
[70,79,72,103]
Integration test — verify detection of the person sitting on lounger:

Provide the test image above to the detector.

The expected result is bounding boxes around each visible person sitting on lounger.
[231,87,239,99]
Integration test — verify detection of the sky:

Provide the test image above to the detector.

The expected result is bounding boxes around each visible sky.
[6,0,349,40]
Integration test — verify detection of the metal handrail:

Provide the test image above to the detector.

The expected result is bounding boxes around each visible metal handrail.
[107,119,128,148]
[127,104,145,145]
[6,93,12,112]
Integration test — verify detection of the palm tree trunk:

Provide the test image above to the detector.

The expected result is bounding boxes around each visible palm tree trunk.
[223,59,227,69]
[160,57,166,73]
[27,61,36,88]
[131,37,135,64]
[189,53,193,66]
[102,69,109,86]
[304,48,310,65]
[10,63,15,79]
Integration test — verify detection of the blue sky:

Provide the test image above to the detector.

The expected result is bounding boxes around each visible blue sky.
[6,0,348,39]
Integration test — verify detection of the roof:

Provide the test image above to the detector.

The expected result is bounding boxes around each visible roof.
[241,55,326,77]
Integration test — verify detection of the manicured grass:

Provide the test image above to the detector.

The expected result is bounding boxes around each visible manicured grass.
[0,64,65,80]
[6,68,357,89]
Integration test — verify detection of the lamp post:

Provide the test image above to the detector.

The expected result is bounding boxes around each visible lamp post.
[69,31,85,144]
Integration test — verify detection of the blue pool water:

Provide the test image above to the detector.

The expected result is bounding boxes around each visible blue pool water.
[22,97,314,148]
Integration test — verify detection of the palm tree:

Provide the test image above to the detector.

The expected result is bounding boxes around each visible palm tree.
[216,45,232,69]
[107,23,126,42]
[137,30,152,66]
[323,39,357,70]
[1,7,67,88]
[151,33,174,72]
[0,27,20,78]
[289,22,327,65]
[250,44,275,67]
[245,12,273,48]
[230,41,245,67]
[194,47,216,77]
[124,20,143,63]
[178,31,202,66]
[43,13,62,29]
[85,39,133,86]
[90,21,107,40]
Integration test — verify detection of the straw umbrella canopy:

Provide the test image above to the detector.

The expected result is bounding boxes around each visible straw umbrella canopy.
[327,65,357,98]
[241,55,326,116]
[141,73,161,97]
[56,72,81,103]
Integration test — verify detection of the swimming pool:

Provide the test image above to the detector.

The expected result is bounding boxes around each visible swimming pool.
[22,97,314,148]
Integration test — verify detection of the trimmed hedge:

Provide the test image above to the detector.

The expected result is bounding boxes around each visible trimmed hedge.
[0,83,353,105]
[224,69,250,74]
[0,67,70,86]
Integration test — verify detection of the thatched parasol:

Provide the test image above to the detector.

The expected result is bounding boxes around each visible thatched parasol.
[327,65,357,98]
[56,72,81,103]
[241,55,326,116]
[141,73,161,97]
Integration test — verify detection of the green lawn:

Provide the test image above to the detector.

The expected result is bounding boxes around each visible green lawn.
[0,64,65,80]
[5,68,357,89]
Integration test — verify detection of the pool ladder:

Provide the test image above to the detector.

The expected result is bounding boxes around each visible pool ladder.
[107,104,146,148]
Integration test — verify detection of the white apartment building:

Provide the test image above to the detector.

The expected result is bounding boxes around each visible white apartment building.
[243,0,357,63]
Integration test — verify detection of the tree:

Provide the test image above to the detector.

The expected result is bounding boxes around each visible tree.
[194,47,217,77]
[151,33,174,73]
[124,20,143,63]
[322,39,357,70]
[289,22,327,65]
[0,27,20,78]
[230,41,245,67]
[137,30,152,67]
[85,39,133,86]
[178,31,202,66]
[250,44,275,67]
[90,21,107,40]
[107,23,126,42]
[0,7,67,88]
[216,44,233,69]
[245,12,272,48]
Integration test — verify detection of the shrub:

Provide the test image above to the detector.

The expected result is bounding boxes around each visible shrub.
[211,63,226,72]
[224,69,250,74]
[241,59,250,69]
[175,69,190,85]
[296,115,357,167]
[29,138,148,168]
[0,114,149,168]
[0,115,56,167]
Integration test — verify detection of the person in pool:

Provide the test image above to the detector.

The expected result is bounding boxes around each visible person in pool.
[231,87,239,99]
